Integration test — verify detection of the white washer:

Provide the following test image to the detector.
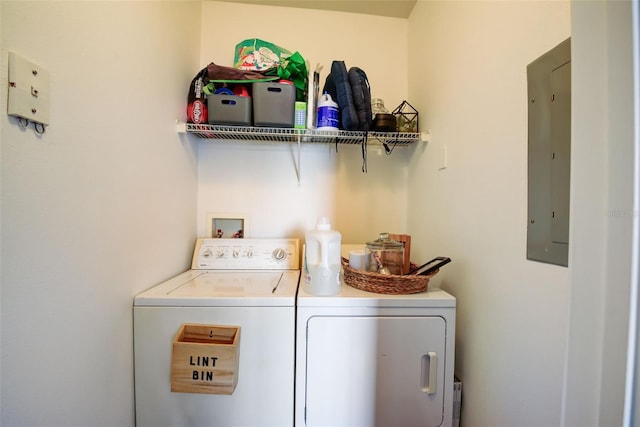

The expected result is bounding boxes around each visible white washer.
[295,247,456,427]
[134,238,300,427]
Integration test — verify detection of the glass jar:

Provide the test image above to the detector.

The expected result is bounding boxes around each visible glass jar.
[365,232,405,275]
[371,98,389,119]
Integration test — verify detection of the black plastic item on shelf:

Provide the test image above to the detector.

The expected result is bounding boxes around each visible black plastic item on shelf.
[372,113,397,132]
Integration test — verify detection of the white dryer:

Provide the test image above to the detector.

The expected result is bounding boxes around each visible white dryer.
[295,247,456,427]
[134,238,300,427]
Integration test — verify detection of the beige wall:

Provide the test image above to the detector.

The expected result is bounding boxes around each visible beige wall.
[1,1,200,424]
[565,1,635,426]
[408,1,571,426]
[2,1,635,426]
[197,1,412,242]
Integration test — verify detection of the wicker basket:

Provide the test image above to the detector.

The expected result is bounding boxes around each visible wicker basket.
[341,258,437,295]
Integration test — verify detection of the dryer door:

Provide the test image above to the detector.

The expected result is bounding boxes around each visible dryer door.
[304,315,448,427]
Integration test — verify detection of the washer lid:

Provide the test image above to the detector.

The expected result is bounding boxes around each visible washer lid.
[134,269,300,307]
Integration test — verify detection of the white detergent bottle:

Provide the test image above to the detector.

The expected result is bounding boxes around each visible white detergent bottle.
[316,93,339,131]
[304,216,342,296]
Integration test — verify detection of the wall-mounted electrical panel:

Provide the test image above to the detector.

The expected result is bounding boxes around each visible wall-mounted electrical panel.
[527,38,571,267]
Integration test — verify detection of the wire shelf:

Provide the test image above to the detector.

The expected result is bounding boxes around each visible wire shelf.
[180,123,425,145]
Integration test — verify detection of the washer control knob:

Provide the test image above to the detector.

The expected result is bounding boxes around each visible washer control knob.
[216,249,225,258]
[202,249,213,258]
[232,249,239,258]
[272,248,287,261]
[246,250,254,258]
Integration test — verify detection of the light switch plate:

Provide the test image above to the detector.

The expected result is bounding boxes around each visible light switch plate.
[7,52,50,125]
[439,145,448,170]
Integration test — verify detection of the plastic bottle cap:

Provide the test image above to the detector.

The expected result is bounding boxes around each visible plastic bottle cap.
[317,216,331,231]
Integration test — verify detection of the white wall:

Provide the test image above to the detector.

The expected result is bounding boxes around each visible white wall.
[407,1,571,426]
[564,1,635,426]
[196,2,412,242]
[0,0,4,422]
[1,1,635,427]
[0,2,200,425]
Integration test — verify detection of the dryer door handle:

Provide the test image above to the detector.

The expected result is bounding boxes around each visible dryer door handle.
[420,352,438,395]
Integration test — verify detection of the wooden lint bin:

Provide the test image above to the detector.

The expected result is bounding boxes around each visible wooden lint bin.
[171,323,241,395]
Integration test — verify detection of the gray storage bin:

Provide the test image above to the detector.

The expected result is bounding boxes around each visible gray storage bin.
[208,95,252,126]
[252,82,295,127]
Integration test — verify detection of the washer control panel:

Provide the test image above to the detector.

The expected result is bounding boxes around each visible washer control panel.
[191,238,300,270]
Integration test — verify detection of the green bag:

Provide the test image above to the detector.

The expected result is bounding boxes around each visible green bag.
[234,38,291,71]
[277,51,308,102]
